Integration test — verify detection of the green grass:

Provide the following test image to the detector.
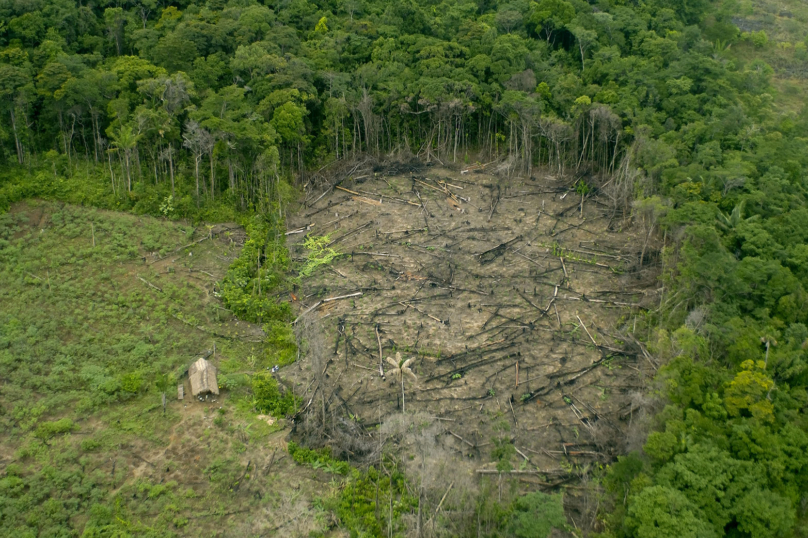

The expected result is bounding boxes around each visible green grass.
[0,200,320,538]
[718,0,808,114]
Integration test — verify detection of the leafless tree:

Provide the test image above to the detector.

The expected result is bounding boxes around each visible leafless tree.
[183,120,214,201]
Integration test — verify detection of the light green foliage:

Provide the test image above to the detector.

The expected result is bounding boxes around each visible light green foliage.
[119,373,142,395]
[288,441,350,475]
[33,419,75,440]
[743,30,769,48]
[723,360,775,421]
[299,234,338,277]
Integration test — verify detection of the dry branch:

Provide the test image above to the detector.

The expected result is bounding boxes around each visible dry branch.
[446,430,475,448]
[286,224,314,235]
[378,227,426,235]
[352,195,382,206]
[575,315,598,347]
[172,235,209,253]
[327,221,373,247]
[294,292,363,323]
[375,325,385,379]
[399,302,445,324]
[322,211,358,228]
[414,190,430,231]
[476,236,522,264]
[136,274,162,293]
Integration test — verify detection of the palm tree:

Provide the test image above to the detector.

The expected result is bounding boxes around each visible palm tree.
[716,200,759,230]
[386,352,417,412]
[110,124,142,192]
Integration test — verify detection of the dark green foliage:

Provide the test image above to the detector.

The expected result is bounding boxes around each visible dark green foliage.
[625,485,716,538]
[491,436,517,473]
[251,373,299,417]
[508,491,567,538]
[220,214,296,365]
[286,442,420,537]
[324,465,417,538]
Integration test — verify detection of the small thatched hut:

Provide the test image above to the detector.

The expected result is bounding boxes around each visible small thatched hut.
[189,358,219,396]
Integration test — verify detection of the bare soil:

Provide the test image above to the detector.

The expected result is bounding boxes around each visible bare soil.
[287,164,657,484]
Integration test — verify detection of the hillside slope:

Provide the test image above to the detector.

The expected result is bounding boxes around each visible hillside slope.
[0,201,329,537]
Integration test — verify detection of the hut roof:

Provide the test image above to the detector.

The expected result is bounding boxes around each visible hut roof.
[189,358,219,396]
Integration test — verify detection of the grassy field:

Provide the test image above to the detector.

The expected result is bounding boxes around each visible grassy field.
[724,0,808,113]
[0,200,337,537]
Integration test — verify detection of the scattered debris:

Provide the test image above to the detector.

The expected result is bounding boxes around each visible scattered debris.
[256,414,276,426]
[287,164,651,476]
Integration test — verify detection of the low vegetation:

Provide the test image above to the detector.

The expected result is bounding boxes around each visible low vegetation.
[0,201,304,537]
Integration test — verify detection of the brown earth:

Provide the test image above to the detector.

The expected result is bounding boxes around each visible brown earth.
[286,164,658,488]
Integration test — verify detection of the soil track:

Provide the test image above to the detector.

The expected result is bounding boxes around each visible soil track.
[287,163,656,481]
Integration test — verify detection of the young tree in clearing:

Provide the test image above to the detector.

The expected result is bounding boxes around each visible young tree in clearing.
[386,352,416,412]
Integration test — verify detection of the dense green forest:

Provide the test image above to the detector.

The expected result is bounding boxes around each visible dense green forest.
[2,0,808,536]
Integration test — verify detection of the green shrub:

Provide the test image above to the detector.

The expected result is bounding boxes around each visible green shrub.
[80,438,102,452]
[326,465,417,536]
[263,320,297,366]
[34,419,75,440]
[742,30,769,48]
[287,442,350,475]
[252,373,299,417]
[299,234,338,277]
[119,372,143,393]
[508,492,567,538]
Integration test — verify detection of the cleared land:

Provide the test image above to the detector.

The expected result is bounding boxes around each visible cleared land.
[288,163,657,491]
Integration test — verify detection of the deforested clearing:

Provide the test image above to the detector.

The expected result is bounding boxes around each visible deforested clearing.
[287,164,658,514]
